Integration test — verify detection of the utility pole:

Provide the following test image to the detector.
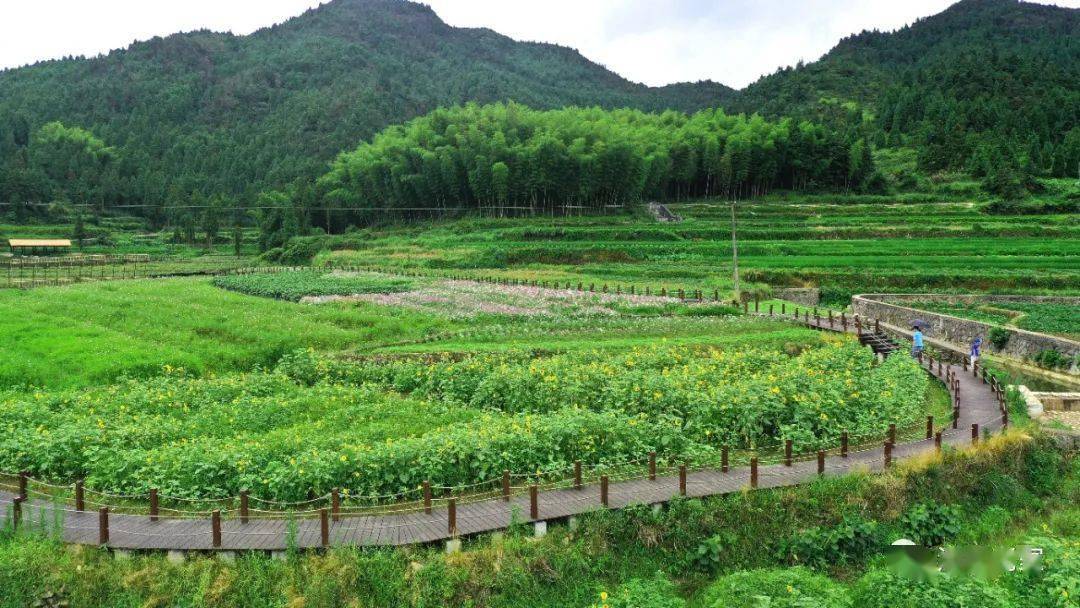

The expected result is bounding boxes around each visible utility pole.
[731,199,740,299]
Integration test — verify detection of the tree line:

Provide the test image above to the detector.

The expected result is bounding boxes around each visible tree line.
[313,103,878,222]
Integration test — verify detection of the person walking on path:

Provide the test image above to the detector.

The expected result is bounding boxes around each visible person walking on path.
[970,336,982,365]
[911,326,925,358]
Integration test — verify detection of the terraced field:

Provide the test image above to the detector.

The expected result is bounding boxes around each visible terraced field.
[300,199,1079,304]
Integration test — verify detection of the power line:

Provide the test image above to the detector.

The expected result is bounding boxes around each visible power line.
[0,202,624,211]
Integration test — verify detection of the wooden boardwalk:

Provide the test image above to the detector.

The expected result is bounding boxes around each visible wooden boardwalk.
[0,316,1006,552]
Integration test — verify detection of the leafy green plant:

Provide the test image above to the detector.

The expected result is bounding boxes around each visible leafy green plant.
[776,515,883,567]
[691,534,726,573]
[702,567,851,608]
[595,574,686,608]
[899,503,960,547]
[212,270,413,301]
[988,327,1011,351]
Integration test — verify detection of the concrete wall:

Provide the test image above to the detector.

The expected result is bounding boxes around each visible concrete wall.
[852,294,1079,373]
[869,294,1080,307]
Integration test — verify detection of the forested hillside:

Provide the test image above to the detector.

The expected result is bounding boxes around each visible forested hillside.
[0,0,730,223]
[0,0,1076,227]
[316,103,864,222]
[734,0,1080,180]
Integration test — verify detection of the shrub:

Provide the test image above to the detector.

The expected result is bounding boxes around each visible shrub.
[852,568,1015,607]
[776,515,883,568]
[701,567,851,608]
[899,503,960,547]
[1032,349,1070,370]
[988,327,1011,351]
[594,574,686,608]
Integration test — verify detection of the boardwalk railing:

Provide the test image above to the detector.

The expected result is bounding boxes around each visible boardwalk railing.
[0,289,1012,550]
[0,254,255,289]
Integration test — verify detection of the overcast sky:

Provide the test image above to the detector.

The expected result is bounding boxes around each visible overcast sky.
[1,0,1076,88]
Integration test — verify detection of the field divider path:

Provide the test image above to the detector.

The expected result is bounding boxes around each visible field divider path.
[0,310,1005,552]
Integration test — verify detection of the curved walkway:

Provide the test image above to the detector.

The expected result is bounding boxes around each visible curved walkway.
[0,315,1006,552]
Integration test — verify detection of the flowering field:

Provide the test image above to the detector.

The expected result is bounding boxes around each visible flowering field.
[0,337,934,501]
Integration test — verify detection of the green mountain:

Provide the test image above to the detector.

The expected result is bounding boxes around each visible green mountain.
[732,0,1079,176]
[0,0,732,219]
[1,0,1077,222]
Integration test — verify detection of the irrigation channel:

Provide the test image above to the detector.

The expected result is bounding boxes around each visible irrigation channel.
[0,306,1008,553]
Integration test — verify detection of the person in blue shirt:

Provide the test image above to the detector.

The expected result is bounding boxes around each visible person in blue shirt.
[911,326,925,358]
[970,336,982,365]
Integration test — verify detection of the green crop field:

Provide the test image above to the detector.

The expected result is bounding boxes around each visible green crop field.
[0,268,948,504]
[907,300,1080,341]
[290,199,1080,305]
[0,278,456,389]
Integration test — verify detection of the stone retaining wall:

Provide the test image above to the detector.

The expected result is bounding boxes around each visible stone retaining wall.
[772,287,819,306]
[852,294,1079,373]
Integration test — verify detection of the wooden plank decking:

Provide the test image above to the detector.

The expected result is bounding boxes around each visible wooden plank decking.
[0,316,1006,552]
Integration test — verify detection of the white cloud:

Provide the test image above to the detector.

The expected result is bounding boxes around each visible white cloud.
[1,0,1077,87]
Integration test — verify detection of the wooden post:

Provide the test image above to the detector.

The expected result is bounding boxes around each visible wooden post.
[743,300,748,314]
[150,488,159,522]
[600,475,609,507]
[75,480,85,512]
[18,471,27,500]
[574,461,582,489]
[784,440,793,467]
[679,465,687,496]
[841,312,847,330]
[884,442,893,468]
[319,508,329,548]
[448,499,457,535]
[935,431,943,451]
[841,432,849,458]
[754,297,759,312]
[99,507,109,545]
[750,458,758,489]
[502,470,510,502]
[721,447,729,473]
[817,450,825,475]
[240,491,249,524]
[11,497,21,528]
[888,423,896,445]
[1003,407,1009,429]
[648,452,656,481]
[971,423,980,444]
[212,510,222,548]
[874,319,880,333]
[769,304,774,316]
[529,485,539,520]
[926,416,934,440]
[781,303,786,315]
[423,481,432,514]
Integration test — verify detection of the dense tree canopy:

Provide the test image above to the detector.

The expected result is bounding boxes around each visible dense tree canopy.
[0,0,730,222]
[0,0,1075,227]
[316,103,866,221]
[736,0,1079,177]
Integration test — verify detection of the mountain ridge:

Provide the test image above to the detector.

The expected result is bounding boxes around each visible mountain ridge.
[0,0,1076,218]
